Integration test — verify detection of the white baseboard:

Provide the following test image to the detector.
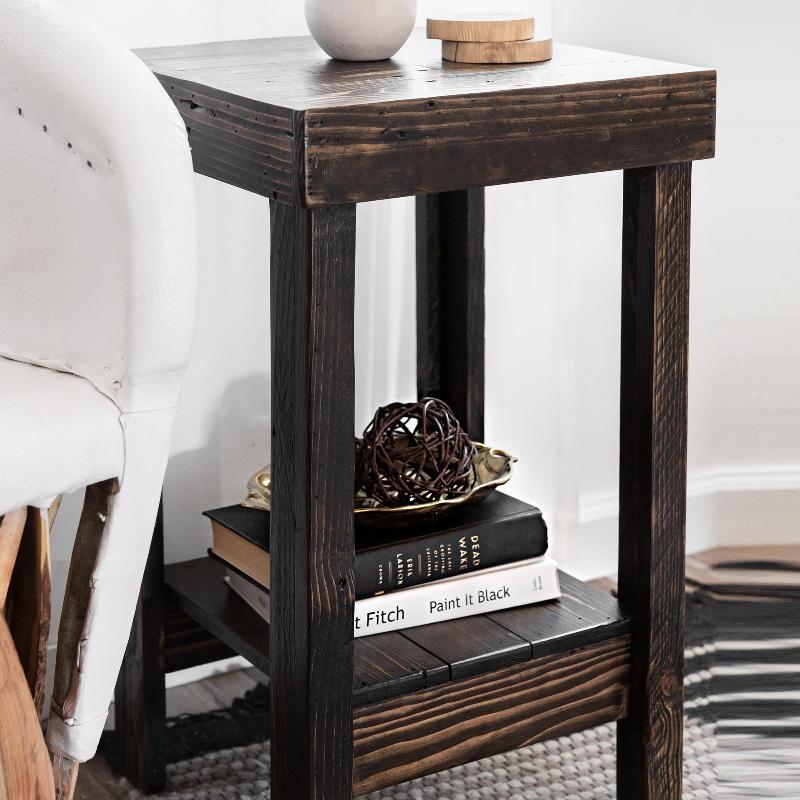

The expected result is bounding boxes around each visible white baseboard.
[165,656,251,689]
[579,463,800,524]
[40,647,250,721]
[565,463,800,582]
[685,463,800,497]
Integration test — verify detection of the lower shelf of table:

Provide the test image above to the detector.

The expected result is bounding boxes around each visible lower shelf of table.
[165,557,631,708]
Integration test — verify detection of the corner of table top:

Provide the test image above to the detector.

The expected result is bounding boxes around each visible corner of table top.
[137,36,717,208]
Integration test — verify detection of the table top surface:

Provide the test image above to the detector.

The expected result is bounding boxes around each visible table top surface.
[138,32,715,206]
[139,31,712,112]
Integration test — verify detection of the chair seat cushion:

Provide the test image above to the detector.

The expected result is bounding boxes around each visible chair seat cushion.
[0,357,124,515]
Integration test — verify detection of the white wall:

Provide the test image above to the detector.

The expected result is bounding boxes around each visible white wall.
[47,1,799,678]
[556,0,800,571]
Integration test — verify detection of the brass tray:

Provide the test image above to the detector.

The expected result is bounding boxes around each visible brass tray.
[243,443,516,518]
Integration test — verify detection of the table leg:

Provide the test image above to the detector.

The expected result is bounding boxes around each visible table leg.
[617,163,692,800]
[114,500,167,793]
[269,200,357,800]
[416,190,485,440]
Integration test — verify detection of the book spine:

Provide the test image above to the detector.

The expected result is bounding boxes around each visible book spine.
[224,570,270,620]
[354,512,547,599]
[354,558,560,638]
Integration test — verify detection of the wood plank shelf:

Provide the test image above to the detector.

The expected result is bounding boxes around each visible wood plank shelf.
[166,558,267,674]
[352,635,631,796]
[165,557,630,709]
[163,601,235,673]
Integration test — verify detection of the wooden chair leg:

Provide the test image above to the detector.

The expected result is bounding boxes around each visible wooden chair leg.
[46,481,116,800]
[52,755,79,800]
[0,508,27,609]
[48,414,172,797]
[0,612,55,799]
[47,496,63,532]
[6,505,52,716]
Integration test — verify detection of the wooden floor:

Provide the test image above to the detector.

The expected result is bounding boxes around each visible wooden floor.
[76,668,266,799]
[75,546,797,798]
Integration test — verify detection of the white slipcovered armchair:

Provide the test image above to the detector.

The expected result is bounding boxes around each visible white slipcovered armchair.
[0,0,196,796]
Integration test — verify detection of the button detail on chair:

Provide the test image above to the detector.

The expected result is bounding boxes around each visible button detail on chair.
[127,31,716,800]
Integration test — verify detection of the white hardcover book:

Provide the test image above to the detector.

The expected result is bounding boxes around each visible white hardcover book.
[226,558,561,638]
[353,556,560,637]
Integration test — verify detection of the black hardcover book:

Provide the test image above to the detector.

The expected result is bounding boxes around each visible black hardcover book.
[204,491,548,600]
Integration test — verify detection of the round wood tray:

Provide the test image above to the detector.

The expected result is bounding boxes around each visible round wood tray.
[443,38,554,65]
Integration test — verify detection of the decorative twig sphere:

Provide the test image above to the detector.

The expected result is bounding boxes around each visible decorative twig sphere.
[357,398,477,507]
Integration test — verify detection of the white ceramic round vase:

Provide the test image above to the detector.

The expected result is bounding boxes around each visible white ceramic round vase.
[305,0,417,61]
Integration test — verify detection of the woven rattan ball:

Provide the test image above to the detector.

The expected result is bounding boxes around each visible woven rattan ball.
[357,398,477,507]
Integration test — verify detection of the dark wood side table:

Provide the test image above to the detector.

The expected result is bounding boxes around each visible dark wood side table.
[118,33,716,799]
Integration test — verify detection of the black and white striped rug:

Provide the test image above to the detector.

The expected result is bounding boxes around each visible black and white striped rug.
[690,567,800,800]
[108,566,799,799]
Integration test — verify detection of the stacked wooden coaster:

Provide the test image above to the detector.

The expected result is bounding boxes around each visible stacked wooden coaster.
[427,12,553,64]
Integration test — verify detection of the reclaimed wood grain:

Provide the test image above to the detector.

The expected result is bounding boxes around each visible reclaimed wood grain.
[51,482,116,749]
[164,556,454,707]
[489,571,630,659]
[0,508,26,610]
[353,630,449,706]
[353,636,631,796]
[617,163,692,800]
[269,200,357,800]
[157,81,300,205]
[416,190,485,440]
[120,37,706,800]
[52,755,79,800]
[165,559,632,707]
[114,501,167,794]
[0,614,55,800]
[138,34,710,112]
[137,35,716,206]
[6,505,51,716]
[402,615,530,680]
[442,38,553,65]
[166,557,268,674]
[303,71,714,205]
[163,604,236,673]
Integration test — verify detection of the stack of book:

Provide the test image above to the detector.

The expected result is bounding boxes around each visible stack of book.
[427,13,553,65]
[205,492,559,637]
